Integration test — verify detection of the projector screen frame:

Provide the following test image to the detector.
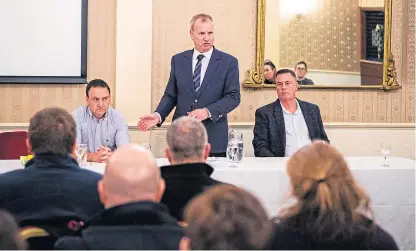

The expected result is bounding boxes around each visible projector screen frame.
[0,0,88,84]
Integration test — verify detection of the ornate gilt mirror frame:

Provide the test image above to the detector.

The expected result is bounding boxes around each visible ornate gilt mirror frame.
[243,0,401,91]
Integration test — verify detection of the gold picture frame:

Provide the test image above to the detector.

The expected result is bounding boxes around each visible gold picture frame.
[243,0,401,91]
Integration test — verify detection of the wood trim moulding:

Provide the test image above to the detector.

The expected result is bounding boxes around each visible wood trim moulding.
[126,122,416,130]
[2,122,414,131]
[0,123,29,130]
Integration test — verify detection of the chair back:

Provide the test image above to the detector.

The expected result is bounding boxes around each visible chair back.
[0,131,30,160]
[19,219,84,250]
[20,226,56,250]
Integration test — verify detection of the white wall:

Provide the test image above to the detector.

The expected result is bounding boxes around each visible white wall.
[114,0,153,144]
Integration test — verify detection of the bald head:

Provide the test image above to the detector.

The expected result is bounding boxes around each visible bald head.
[98,144,165,208]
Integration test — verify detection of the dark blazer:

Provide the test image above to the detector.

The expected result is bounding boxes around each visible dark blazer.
[155,48,241,153]
[253,99,329,157]
[55,201,184,250]
[271,221,398,250]
[161,163,222,221]
[0,153,104,229]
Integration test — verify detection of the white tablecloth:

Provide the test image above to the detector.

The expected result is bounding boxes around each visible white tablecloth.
[0,156,414,249]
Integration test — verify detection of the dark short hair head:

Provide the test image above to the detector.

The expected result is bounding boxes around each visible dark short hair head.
[275,68,297,79]
[86,79,111,97]
[29,107,76,155]
[0,210,26,250]
[295,61,308,70]
[184,184,273,250]
[264,60,276,70]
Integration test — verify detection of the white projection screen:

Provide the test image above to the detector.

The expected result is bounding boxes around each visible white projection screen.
[0,0,88,83]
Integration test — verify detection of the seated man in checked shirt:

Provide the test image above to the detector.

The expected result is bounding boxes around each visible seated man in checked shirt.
[73,79,129,163]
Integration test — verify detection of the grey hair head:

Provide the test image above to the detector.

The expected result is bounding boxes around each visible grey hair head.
[166,116,208,162]
[190,13,213,30]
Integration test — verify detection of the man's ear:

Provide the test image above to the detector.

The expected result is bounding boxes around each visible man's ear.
[98,180,107,206]
[155,178,166,202]
[179,236,191,251]
[203,143,211,161]
[165,147,172,163]
[26,138,32,154]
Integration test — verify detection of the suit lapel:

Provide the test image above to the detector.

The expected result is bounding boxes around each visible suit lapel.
[297,99,314,139]
[196,48,221,99]
[184,50,197,97]
[273,99,286,148]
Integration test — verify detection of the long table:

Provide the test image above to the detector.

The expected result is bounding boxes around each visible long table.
[0,156,414,249]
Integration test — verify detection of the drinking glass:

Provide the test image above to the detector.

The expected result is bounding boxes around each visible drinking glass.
[380,141,391,167]
[140,143,152,151]
[226,130,244,167]
[75,144,88,168]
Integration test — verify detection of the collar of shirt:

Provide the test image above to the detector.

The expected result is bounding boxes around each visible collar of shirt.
[193,47,213,62]
[280,99,302,115]
[86,106,109,122]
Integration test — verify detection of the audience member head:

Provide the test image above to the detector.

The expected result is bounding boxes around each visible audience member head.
[294,61,308,80]
[264,60,277,83]
[98,144,165,208]
[275,69,298,102]
[85,79,111,119]
[278,140,373,241]
[0,210,26,250]
[190,13,214,53]
[28,107,76,156]
[165,116,210,165]
[180,184,273,250]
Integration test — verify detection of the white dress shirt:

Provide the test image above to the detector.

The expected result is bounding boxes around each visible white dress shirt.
[192,47,213,87]
[281,100,312,157]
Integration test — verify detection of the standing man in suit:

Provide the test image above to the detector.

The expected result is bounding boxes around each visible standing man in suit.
[252,69,329,157]
[137,13,241,157]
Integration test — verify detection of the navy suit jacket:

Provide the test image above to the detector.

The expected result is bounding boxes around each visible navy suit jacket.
[0,153,104,228]
[155,48,241,153]
[253,99,329,157]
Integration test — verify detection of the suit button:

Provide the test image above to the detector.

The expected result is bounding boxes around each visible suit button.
[195,99,198,103]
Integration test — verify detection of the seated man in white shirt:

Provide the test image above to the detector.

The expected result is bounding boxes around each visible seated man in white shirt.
[252,69,329,157]
[73,79,129,163]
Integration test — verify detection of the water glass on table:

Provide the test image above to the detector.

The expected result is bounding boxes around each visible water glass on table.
[380,141,392,167]
[226,130,244,167]
[75,144,88,168]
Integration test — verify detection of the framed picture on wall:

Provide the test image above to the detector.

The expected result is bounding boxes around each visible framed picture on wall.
[0,0,88,84]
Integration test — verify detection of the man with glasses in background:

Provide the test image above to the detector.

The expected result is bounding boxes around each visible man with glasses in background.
[73,79,129,163]
[294,61,314,85]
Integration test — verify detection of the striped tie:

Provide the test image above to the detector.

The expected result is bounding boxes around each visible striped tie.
[193,54,204,93]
